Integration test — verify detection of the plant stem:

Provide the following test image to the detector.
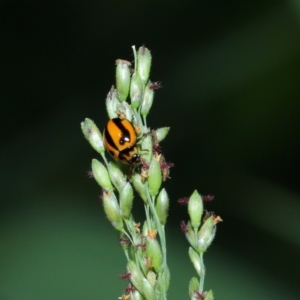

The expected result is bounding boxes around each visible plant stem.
[199,252,206,293]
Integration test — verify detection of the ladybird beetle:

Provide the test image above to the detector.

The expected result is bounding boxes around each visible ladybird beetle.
[103,117,140,165]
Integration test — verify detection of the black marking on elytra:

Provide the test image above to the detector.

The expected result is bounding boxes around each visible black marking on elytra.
[105,124,118,150]
[112,118,131,145]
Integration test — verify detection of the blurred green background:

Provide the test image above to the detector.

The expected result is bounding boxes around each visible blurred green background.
[1,1,300,299]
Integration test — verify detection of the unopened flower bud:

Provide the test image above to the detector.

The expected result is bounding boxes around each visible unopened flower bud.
[204,290,214,300]
[119,182,134,219]
[142,278,156,300]
[107,161,126,193]
[137,45,151,84]
[148,157,162,197]
[81,118,105,154]
[146,271,156,287]
[131,173,148,203]
[106,86,119,119]
[130,72,143,109]
[127,260,145,293]
[197,216,216,253]
[141,81,154,117]
[92,159,113,191]
[115,59,131,102]
[142,221,149,237]
[188,190,203,230]
[188,247,202,277]
[183,221,197,250]
[155,188,169,225]
[155,127,170,143]
[130,290,143,300]
[157,266,170,293]
[188,277,200,299]
[146,236,163,273]
[140,134,152,164]
[102,191,123,231]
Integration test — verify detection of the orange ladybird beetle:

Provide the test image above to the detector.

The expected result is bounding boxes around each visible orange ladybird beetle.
[103,116,140,165]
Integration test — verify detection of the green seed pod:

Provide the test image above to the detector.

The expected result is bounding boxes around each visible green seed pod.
[148,157,162,197]
[155,127,170,143]
[81,118,105,155]
[204,290,214,300]
[142,278,156,300]
[146,270,156,287]
[130,72,144,109]
[197,216,216,253]
[106,86,119,119]
[137,46,152,84]
[146,236,163,273]
[119,182,134,219]
[188,247,201,277]
[184,221,197,250]
[188,190,203,230]
[91,159,113,192]
[102,191,123,231]
[142,221,149,237]
[115,59,131,102]
[155,188,169,225]
[188,277,200,299]
[164,265,171,292]
[157,265,170,293]
[130,290,143,300]
[127,260,145,293]
[141,82,154,117]
[139,257,147,276]
[131,173,148,203]
[140,134,152,164]
[107,161,126,193]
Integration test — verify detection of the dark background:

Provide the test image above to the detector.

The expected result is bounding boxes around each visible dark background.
[1,1,300,299]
